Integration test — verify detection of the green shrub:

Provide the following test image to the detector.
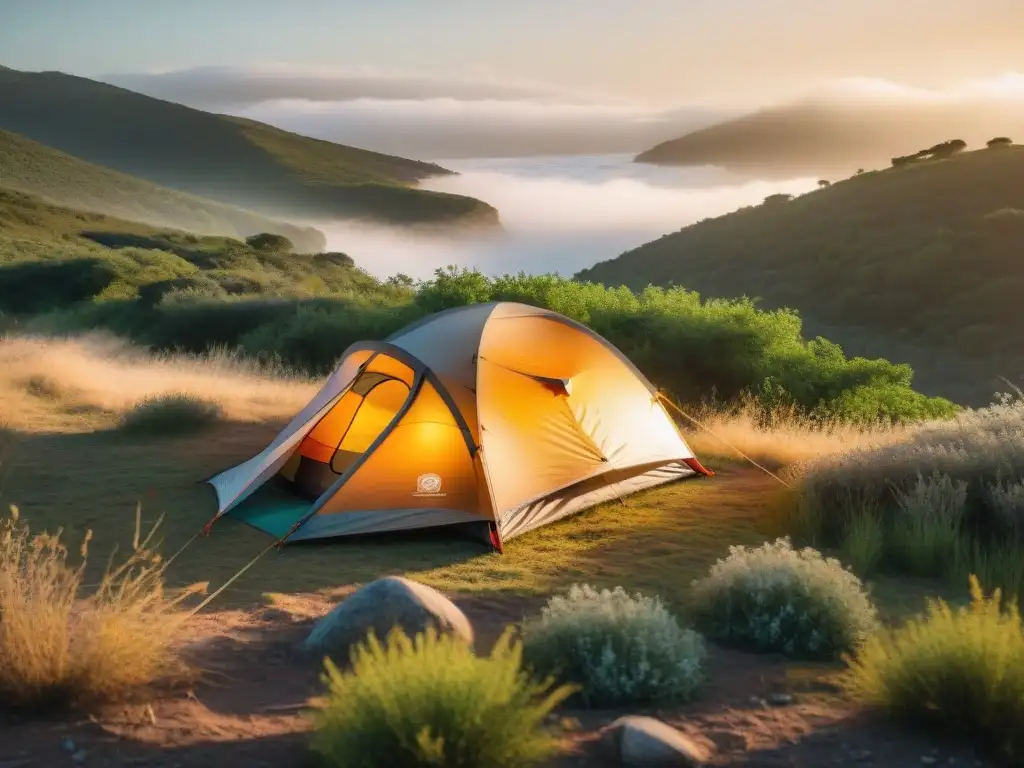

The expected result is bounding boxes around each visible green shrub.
[118,393,223,436]
[840,502,885,577]
[842,576,1024,761]
[888,472,967,577]
[689,538,877,659]
[310,627,573,768]
[521,584,705,708]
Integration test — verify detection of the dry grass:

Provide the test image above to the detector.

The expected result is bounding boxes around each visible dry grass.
[0,333,947,623]
[0,332,318,432]
[686,401,908,472]
[0,504,199,710]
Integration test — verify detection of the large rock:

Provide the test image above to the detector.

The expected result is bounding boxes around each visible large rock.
[603,716,710,767]
[301,576,473,658]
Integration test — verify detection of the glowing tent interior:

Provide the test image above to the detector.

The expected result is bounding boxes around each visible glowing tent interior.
[206,302,712,551]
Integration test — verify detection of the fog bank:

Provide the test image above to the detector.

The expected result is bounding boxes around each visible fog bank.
[314,155,816,279]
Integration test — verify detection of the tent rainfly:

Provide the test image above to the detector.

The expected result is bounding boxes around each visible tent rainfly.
[206,302,712,552]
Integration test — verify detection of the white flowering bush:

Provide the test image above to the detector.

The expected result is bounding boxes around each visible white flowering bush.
[689,538,877,659]
[522,584,705,708]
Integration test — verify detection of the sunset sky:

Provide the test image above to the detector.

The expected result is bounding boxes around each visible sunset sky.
[4,0,1024,105]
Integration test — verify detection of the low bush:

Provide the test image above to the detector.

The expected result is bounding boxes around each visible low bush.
[843,576,1024,761]
[689,538,877,659]
[795,400,1024,597]
[310,627,573,768]
[888,473,967,577]
[118,393,224,436]
[521,584,705,707]
[0,506,193,710]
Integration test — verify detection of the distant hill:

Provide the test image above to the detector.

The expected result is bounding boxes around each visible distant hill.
[0,67,499,228]
[0,187,386,314]
[578,145,1024,406]
[635,96,1024,178]
[0,129,326,252]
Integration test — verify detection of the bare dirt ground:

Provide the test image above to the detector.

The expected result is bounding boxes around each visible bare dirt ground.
[0,591,995,768]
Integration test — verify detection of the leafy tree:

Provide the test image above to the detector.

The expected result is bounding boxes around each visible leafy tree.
[818,180,831,188]
[244,232,294,252]
[987,137,1013,149]
[763,193,793,205]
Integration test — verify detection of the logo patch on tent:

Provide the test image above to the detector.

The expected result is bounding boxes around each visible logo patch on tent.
[414,472,445,497]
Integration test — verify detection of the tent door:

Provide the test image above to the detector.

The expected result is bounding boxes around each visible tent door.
[280,368,412,499]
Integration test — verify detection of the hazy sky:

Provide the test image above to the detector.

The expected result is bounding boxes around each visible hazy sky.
[4,0,1023,105]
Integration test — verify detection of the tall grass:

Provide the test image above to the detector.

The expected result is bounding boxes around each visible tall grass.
[0,505,196,710]
[794,397,1024,595]
[0,333,317,431]
[310,627,574,768]
[843,576,1024,761]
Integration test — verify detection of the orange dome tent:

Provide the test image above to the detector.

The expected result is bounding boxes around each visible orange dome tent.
[207,302,712,551]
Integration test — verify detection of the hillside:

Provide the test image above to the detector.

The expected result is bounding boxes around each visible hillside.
[0,67,499,228]
[0,187,389,312]
[0,129,326,252]
[635,97,1024,178]
[578,145,1024,406]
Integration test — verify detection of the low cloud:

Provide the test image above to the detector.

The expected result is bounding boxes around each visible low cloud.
[311,159,817,279]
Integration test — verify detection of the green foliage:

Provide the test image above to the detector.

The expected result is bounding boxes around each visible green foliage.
[522,584,705,707]
[118,394,224,436]
[689,538,878,659]
[888,473,967,578]
[987,136,1013,148]
[579,145,1024,406]
[842,576,1024,762]
[310,627,573,768]
[244,232,293,252]
[0,192,956,423]
[0,65,498,227]
[796,398,1024,586]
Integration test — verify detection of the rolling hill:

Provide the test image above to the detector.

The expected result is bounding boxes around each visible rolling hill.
[0,187,386,312]
[635,96,1024,178]
[0,129,326,252]
[0,66,499,228]
[578,144,1024,406]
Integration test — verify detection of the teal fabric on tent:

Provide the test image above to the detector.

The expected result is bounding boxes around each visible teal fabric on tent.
[229,484,312,538]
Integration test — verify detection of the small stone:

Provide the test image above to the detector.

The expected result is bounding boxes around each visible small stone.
[853,749,872,761]
[603,715,710,766]
[60,739,77,754]
[70,751,87,764]
[921,758,938,766]
[747,695,766,707]
[768,692,793,706]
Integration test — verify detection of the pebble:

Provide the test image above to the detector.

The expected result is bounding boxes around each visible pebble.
[60,739,76,754]
[768,692,794,706]
[921,758,938,766]
[70,751,87,764]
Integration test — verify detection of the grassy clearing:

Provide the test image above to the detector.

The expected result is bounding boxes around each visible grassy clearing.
[310,628,573,768]
[843,576,1024,762]
[0,506,195,710]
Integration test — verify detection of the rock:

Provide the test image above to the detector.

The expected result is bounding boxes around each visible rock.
[60,739,77,753]
[768,692,793,706]
[301,576,473,658]
[921,758,938,766]
[70,751,87,764]
[603,716,710,767]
